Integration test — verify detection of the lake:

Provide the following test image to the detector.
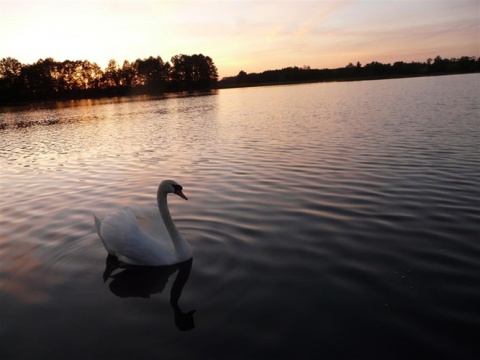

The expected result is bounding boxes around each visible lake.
[1,74,479,359]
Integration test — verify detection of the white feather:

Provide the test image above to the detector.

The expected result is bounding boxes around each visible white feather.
[94,180,192,266]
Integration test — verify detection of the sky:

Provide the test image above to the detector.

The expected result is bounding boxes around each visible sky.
[1,0,479,78]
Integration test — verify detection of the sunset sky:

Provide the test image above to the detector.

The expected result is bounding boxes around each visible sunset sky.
[1,0,479,78]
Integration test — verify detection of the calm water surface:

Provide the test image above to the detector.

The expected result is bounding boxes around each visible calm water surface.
[1,74,479,359]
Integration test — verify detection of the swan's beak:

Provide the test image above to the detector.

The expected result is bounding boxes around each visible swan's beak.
[175,189,188,200]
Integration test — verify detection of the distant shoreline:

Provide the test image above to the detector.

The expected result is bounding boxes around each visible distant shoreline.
[2,71,478,108]
[217,72,479,90]
[1,54,478,106]
[217,56,479,90]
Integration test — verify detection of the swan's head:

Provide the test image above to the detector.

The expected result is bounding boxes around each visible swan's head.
[159,180,188,200]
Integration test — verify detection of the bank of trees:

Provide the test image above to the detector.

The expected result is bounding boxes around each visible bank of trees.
[2,54,478,103]
[219,55,480,88]
[0,54,218,104]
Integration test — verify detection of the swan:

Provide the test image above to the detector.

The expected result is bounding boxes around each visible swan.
[94,180,192,266]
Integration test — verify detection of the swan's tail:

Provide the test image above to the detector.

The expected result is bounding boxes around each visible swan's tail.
[94,215,113,256]
[93,215,103,239]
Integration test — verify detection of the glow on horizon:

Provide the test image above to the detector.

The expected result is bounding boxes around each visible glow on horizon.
[1,0,478,78]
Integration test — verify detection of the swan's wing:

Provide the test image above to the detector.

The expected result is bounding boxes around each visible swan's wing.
[98,207,175,265]
[98,208,139,255]
[125,205,171,242]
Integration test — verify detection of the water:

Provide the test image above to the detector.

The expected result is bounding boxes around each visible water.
[1,74,479,359]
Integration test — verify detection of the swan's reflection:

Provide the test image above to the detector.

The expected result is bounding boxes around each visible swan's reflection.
[103,255,195,331]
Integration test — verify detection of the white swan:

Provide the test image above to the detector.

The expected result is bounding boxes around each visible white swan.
[94,180,192,266]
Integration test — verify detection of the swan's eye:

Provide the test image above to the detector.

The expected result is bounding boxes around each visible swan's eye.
[172,184,183,192]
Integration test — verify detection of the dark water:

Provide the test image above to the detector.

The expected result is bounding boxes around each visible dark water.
[1,74,479,359]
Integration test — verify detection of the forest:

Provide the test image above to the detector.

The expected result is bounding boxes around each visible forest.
[0,54,218,104]
[218,56,480,88]
[1,54,478,104]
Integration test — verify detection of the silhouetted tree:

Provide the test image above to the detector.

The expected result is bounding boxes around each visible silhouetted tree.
[121,60,137,88]
[103,60,122,88]
[457,56,477,72]
[0,57,22,85]
[80,60,103,90]
[190,54,218,89]
[170,54,218,91]
[135,56,170,92]
[0,57,22,101]
[237,70,247,84]
[18,58,60,99]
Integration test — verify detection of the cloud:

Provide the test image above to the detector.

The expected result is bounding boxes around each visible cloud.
[1,0,478,77]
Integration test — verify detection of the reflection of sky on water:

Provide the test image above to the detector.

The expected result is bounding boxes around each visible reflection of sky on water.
[0,76,479,359]
[0,242,62,304]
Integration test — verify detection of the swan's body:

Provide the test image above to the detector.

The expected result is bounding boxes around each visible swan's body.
[94,180,191,266]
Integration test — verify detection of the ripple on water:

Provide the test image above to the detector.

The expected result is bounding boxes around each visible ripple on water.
[1,76,480,359]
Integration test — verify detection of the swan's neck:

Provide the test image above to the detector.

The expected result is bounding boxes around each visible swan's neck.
[157,191,191,258]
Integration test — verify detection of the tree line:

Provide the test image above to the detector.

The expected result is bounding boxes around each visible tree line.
[0,54,218,104]
[218,55,480,88]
